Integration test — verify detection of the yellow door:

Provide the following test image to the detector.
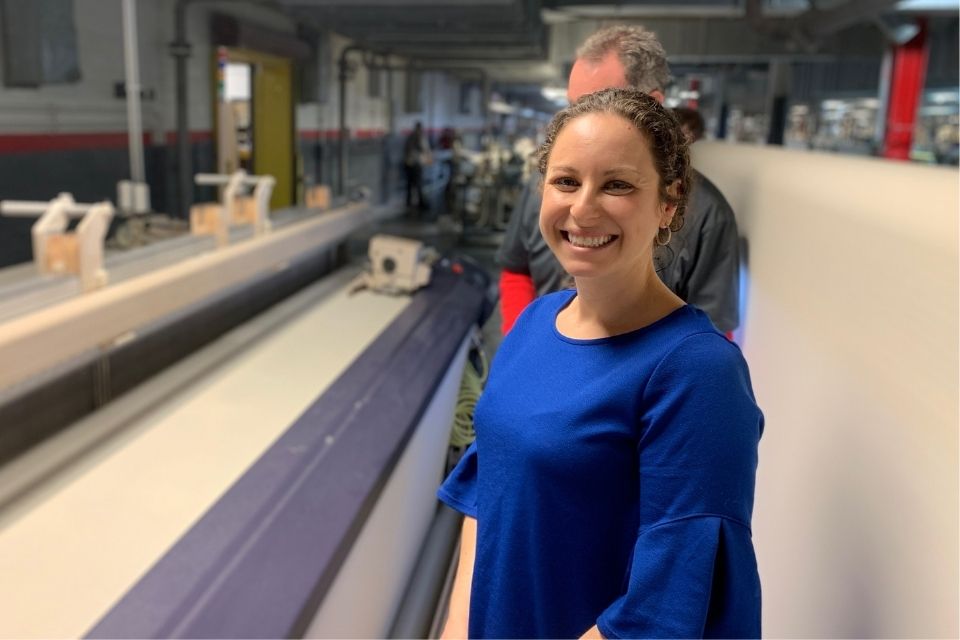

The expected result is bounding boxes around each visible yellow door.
[252,54,293,209]
[217,48,294,210]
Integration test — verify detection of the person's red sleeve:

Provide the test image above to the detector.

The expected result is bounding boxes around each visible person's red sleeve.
[499,269,536,335]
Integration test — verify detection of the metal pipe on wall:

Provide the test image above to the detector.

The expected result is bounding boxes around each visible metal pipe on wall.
[172,0,195,218]
[383,58,396,204]
[122,0,145,184]
[337,45,364,197]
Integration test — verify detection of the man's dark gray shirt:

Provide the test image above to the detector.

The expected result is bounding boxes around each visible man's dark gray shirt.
[496,168,740,332]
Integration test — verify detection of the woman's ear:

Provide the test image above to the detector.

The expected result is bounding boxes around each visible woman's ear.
[661,180,681,225]
[660,205,676,229]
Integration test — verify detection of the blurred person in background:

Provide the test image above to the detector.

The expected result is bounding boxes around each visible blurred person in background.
[404,121,431,215]
[934,120,959,165]
[673,106,706,143]
[496,25,741,337]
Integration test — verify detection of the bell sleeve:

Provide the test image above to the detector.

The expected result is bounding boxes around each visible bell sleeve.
[437,441,479,519]
[596,332,764,639]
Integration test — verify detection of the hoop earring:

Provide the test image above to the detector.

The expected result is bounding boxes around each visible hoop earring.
[656,226,672,246]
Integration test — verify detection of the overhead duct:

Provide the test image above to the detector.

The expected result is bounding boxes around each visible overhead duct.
[277,0,547,67]
[745,0,905,51]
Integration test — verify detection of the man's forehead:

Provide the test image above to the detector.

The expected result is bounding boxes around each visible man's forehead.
[567,52,629,102]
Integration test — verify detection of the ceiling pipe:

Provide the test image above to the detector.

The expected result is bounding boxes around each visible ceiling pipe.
[795,0,904,41]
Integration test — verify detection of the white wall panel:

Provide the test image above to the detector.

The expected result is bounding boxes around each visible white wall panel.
[692,142,959,638]
[0,0,300,136]
[0,0,134,133]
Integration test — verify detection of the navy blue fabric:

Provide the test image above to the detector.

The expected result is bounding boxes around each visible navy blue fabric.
[438,290,763,639]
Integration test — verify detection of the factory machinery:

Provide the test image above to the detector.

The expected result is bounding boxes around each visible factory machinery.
[0,176,492,638]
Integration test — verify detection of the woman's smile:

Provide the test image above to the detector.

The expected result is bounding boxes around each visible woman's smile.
[561,231,620,249]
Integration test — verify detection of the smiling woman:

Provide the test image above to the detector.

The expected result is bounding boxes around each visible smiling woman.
[541,112,671,288]
[438,88,765,640]
[536,89,690,339]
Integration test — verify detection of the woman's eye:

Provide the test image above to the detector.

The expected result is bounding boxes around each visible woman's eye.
[551,177,579,190]
[605,180,634,193]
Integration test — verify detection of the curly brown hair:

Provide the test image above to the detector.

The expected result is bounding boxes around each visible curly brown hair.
[536,87,691,234]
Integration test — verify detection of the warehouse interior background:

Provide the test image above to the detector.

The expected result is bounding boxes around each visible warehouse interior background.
[0,1,956,638]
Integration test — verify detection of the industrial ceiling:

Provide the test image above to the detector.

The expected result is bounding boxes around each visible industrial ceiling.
[274,0,951,85]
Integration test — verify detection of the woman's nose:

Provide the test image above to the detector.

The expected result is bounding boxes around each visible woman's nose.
[569,189,601,224]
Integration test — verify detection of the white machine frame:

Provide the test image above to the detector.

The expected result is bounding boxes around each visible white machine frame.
[0,199,387,393]
[0,194,115,293]
[193,170,276,247]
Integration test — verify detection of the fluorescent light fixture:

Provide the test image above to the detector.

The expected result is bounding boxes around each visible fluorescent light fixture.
[488,100,516,114]
[542,4,743,19]
[896,0,959,10]
[541,86,566,100]
[929,90,959,104]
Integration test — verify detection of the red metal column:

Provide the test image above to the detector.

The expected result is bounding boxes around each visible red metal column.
[882,20,929,160]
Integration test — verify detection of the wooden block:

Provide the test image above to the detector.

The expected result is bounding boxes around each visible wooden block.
[44,233,79,274]
[233,196,257,225]
[306,185,331,210]
[190,202,222,236]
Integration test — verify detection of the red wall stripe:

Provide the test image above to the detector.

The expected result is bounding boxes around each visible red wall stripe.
[0,131,214,153]
[0,132,138,153]
[298,129,387,141]
[162,131,216,146]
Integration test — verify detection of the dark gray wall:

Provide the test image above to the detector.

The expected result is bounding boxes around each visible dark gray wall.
[0,140,215,268]
[0,134,410,268]
[298,135,403,204]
